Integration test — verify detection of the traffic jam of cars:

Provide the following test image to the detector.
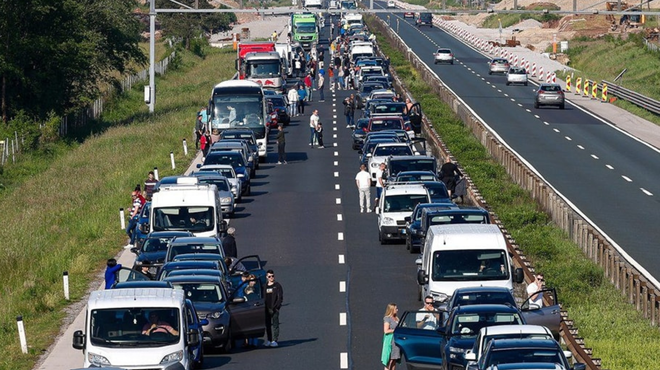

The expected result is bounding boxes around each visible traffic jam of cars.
[70,4,580,369]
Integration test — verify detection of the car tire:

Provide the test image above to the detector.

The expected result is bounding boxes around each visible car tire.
[488,71,492,75]
[506,82,510,86]
[379,231,387,245]
[246,184,252,196]
[434,61,437,64]
[560,103,565,109]
[534,101,540,109]
[221,327,233,353]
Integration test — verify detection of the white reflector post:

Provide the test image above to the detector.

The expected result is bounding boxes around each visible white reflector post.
[16,316,27,354]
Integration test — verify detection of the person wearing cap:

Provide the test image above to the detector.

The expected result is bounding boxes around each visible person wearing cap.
[222,227,237,258]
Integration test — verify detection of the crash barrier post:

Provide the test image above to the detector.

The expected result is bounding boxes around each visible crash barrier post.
[592,82,598,100]
[17,316,28,354]
[566,75,572,92]
[584,79,590,97]
[119,208,126,229]
[531,63,536,77]
[575,77,582,95]
[602,84,608,103]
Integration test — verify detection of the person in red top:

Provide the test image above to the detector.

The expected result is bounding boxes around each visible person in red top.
[125,188,146,248]
[304,72,313,102]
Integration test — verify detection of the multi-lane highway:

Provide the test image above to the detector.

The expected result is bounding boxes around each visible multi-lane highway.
[371,4,660,285]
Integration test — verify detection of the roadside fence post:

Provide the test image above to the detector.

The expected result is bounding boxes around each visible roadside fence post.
[63,271,70,300]
[16,316,28,354]
[119,208,126,230]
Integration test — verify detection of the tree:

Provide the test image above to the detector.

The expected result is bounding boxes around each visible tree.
[156,0,236,50]
[0,0,146,123]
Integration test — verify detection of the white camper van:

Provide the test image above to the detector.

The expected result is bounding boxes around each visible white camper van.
[149,177,223,238]
[72,288,205,369]
[416,224,523,304]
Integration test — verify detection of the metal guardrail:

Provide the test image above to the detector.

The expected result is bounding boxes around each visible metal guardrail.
[601,80,660,115]
[367,14,605,370]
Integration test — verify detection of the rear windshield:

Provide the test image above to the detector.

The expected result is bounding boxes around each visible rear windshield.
[384,194,429,212]
[541,85,562,92]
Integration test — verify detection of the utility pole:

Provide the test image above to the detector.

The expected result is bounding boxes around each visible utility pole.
[149,0,156,113]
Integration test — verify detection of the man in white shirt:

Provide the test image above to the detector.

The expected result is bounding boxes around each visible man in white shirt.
[416,296,439,330]
[309,110,320,147]
[355,164,372,213]
[374,162,386,209]
[527,274,545,308]
[287,86,299,117]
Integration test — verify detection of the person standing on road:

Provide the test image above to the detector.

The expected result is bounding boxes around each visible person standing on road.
[144,171,157,200]
[355,164,372,213]
[263,269,284,347]
[309,110,320,147]
[276,125,287,165]
[337,66,345,91]
[297,84,307,115]
[304,72,313,102]
[318,73,325,102]
[104,258,122,289]
[381,303,401,370]
[316,121,325,148]
[126,189,146,248]
[287,86,299,117]
[343,96,354,128]
[375,162,387,208]
[439,156,462,198]
[221,227,238,258]
[328,66,335,93]
[194,113,205,150]
[527,273,545,308]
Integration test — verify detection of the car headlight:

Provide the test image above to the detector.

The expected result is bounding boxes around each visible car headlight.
[382,217,396,226]
[449,346,467,354]
[160,350,183,364]
[210,311,225,319]
[220,197,232,203]
[88,352,111,366]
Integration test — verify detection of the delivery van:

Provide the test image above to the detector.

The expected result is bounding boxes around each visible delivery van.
[72,288,207,369]
[416,224,523,304]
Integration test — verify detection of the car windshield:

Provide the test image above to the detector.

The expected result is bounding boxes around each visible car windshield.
[361,84,384,93]
[373,145,412,157]
[384,194,429,212]
[172,283,225,304]
[246,60,280,78]
[211,95,263,129]
[372,104,404,115]
[197,178,230,191]
[142,237,172,253]
[451,312,522,336]
[267,97,286,107]
[429,213,489,225]
[198,167,235,179]
[484,348,566,368]
[168,244,221,261]
[90,308,180,347]
[204,153,246,168]
[479,334,553,357]
[389,159,436,175]
[370,119,402,130]
[152,206,215,233]
[432,250,509,281]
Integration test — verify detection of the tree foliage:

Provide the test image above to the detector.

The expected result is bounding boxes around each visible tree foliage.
[156,0,236,50]
[0,0,146,123]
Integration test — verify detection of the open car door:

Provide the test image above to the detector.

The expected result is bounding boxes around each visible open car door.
[227,255,266,288]
[520,287,561,340]
[114,267,152,286]
[227,277,266,340]
[393,310,444,369]
[407,102,423,135]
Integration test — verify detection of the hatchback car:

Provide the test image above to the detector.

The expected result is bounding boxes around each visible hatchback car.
[265,94,290,126]
[506,66,528,86]
[434,48,454,64]
[488,58,510,75]
[534,83,565,109]
[191,173,235,216]
[202,152,251,195]
[403,11,414,18]
[351,118,371,150]
[196,164,243,201]
[416,12,433,27]
[219,129,260,168]
[131,231,195,275]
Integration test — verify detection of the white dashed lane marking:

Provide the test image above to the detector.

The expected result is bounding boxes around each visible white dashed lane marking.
[622,175,632,182]
[337,214,342,221]
[339,312,347,326]
[338,255,344,264]
[339,281,346,292]
[641,188,653,196]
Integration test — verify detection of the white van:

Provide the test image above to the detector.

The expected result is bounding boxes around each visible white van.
[149,177,223,238]
[416,224,523,304]
[72,288,204,369]
[378,184,430,244]
[350,44,375,62]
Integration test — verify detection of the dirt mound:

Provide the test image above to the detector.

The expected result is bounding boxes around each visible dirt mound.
[494,0,603,11]
[526,2,560,10]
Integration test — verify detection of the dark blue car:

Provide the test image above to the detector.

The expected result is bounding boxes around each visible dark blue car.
[131,231,194,276]
[202,151,251,195]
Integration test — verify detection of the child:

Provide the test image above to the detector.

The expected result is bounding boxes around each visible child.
[104,258,122,289]
[316,122,324,148]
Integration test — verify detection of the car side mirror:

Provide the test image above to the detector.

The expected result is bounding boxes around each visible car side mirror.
[514,267,524,284]
[139,223,150,234]
[72,330,85,350]
[199,319,209,326]
[563,350,573,359]
[417,269,428,285]
[187,329,200,346]
[196,164,202,168]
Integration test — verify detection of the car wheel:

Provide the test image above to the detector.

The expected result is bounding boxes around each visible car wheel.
[534,101,540,109]
[221,327,233,353]
[450,61,453,65]
[488,71,492,75]
[560,103,565,109]
[506,82,510,86]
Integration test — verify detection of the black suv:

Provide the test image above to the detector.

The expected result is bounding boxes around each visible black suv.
[416,12,433,27]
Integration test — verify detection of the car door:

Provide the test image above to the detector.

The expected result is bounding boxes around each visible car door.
[520,287,561,339]
[226,279,266,339]
[185,299,207,364]
[393,310,444,369]
[113,267,151,287]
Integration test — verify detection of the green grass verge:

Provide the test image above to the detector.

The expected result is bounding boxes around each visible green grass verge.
[481,13,562,28]
[366,15,660,370]
[0,45,236,370]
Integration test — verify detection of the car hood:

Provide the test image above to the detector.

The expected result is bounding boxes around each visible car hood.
[447,336,475,350]
[192,301,227,314]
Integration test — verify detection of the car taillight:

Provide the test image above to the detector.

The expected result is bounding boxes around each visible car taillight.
[363,128,368,133]
[538,90,545,94]
[558,91,564,95]
[504,64,510,68]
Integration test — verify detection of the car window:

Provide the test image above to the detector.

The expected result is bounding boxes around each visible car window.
[374,145,413,157]
[143,237,171,252]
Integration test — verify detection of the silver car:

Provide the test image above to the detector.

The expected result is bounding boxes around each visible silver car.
[506,67,528,86]
[434,48,454,65]
[488,58,510,75]
[534,83,565,109]
[196,164,242,202]
[191,173,235,217]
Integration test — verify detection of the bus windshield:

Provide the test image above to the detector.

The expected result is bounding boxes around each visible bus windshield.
[210,95,264,130]
[432,250,509,281]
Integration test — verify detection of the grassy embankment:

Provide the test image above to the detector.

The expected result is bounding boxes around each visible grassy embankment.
[0,45,236,370]
[367,15,660,370]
